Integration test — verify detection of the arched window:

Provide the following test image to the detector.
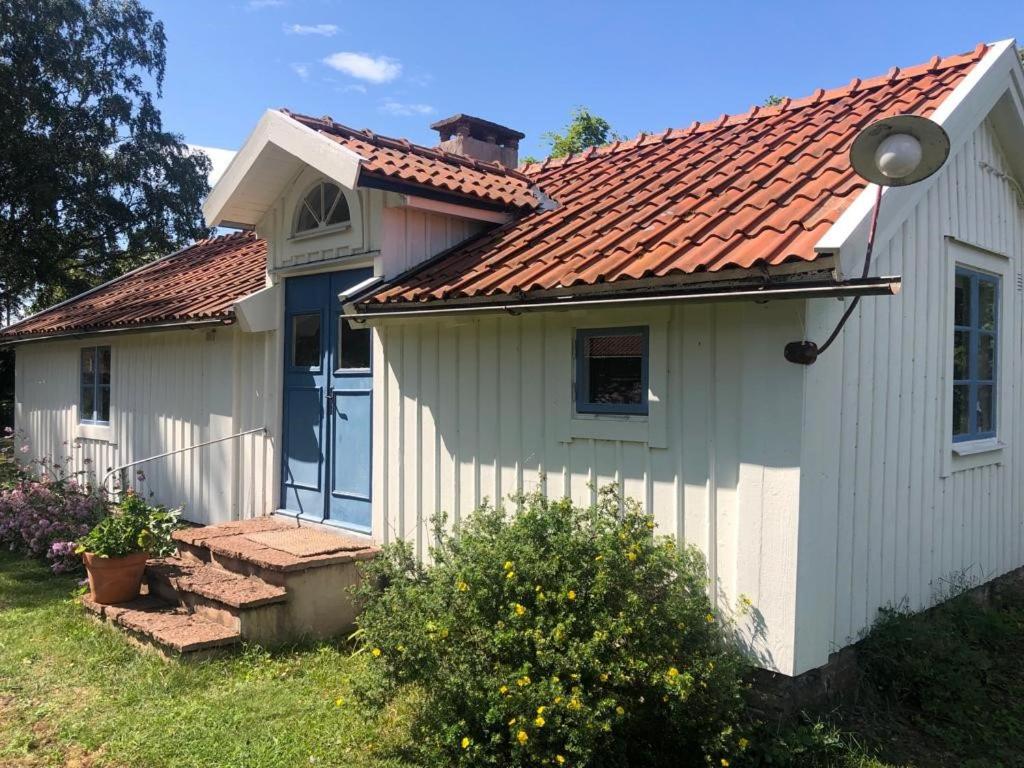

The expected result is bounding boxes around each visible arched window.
[294,181,351,234]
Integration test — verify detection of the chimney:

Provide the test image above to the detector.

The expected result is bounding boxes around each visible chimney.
[430,114,524,169]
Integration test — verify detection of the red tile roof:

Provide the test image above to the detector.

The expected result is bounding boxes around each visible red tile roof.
[1,232,267,341]
[281,110,538,210]
[364,44,987,307]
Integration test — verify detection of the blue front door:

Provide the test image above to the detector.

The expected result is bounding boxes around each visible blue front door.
[281,269,373,532]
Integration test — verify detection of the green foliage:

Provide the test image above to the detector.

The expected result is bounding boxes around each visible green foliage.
[762,95,785,107]
[354,490,750,768]
[543,107,619,159]
[75,491,180,558]
[0,0,211,316]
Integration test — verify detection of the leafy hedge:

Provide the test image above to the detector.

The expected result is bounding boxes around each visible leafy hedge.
[355,491,750,767]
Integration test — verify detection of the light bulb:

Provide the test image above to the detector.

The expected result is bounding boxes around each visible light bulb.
[874,133,923,180]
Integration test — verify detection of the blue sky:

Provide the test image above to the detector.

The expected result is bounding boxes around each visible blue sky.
[149,0,1023,160]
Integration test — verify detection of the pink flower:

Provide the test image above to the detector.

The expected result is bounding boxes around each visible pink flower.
[18,445,29,454]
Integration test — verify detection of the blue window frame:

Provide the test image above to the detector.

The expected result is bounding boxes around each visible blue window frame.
[575,327,649,415]
[953,267,998,442]
[80,346,111,424]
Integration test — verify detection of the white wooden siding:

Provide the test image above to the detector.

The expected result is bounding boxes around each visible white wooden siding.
[797,117,1024,671]
[14,327,275,525]
[373,302,809,673]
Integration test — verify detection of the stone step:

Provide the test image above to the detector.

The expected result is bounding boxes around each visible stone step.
[83,594,240,660]
[145,557,289,641]
[173,517,378,587]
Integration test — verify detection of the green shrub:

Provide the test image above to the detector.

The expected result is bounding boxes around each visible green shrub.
[76,491,181,558]
[354,490,749,767]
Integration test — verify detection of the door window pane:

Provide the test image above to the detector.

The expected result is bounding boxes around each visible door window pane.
[291,313,322,368]
[952,384,969,437]
[977,384,994,434]
[979,279,997,330]
[953,331,969,380]
[978,334,995,380]
[338,318,371,370]
[954,273,970,326]
[576,328,648,415]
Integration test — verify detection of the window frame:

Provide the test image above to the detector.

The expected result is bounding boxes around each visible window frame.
[79,345,111,425]
[574,326,650,416]
[291,180,352,239]
[952,266,999,443]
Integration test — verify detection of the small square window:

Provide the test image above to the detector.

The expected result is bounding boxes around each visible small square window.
[79,346,111,424]
[575,327,649,415]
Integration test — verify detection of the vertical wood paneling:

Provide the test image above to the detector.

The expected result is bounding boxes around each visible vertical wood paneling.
[819,118,1024,652]
[15,327,273,525]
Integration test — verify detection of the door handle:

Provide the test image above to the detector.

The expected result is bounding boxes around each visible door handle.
[326,388,336,409]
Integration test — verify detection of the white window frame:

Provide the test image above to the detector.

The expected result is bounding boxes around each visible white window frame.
[943,238,1011,475]
[75,343,116,443]
[290,179,353,241]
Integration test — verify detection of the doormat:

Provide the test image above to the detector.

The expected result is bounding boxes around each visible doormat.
[244,528,368,558]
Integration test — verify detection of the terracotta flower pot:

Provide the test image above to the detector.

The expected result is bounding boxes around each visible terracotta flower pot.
[82,551,149,605]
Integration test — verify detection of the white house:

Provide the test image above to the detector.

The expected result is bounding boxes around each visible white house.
[5,40,1024,676]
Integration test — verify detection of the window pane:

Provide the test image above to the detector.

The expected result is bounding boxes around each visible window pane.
[291,313,321,367]
[979,279,997,331]
[952,384,969,437]
[953,331,969,380]
[81,347,94,385]
[98,386,111,423]
[977,384,994,434]
[978,333,995,380]
[296,202,319,232]
[81,384,95,422]
[323,183,340,219]
[954,273,970,326]
[327,191,351,226]
[98,346,111,385]
[338,318,371,370]
[585,333,645,405]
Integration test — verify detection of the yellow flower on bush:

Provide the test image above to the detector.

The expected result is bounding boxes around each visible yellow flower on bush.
[626,551,637,562]
[517,675,531,687]
[738,738,749,750]
[536,706,546,715]
[499,685,509,695]
[506,570,516,580]
[457,580,469,592]
[567,697,582,710]
[534,716,545,727]
[667,667,679,678]
[504,560,514,571]
[566,590,576,601]
[599,672,609,682]
[371,647,382,657]
[334,697,344,707]
[556,756,565,765]
[615,705,625,716]
[461,736,471,749]
[514,603,527,616]
[517,730,529,746]
[721,760,729,767]
[705,613,715,623]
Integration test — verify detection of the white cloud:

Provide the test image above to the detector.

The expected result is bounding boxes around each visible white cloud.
[380,99,434,117]
[187,145,237,187]
[290,62,309,81]
[247,0,284,9]
[322,52,401,84]
[283,23,338,36]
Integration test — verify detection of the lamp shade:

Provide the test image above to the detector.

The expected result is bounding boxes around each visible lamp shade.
[849,114,950,187]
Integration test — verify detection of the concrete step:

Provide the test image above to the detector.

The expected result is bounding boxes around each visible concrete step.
[145,557,289,642]
[171,517,379,641]
[83,594,240,660]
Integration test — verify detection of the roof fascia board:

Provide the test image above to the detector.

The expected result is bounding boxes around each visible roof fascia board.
[349,277,901,322]
[357,172,511,212]
[2,318,229,346]
[203,109,365,228]
[815,40,1020,266]
[402,194,512,224]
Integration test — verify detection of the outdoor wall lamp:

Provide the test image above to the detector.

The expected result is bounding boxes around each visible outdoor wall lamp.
[784,115,951,365]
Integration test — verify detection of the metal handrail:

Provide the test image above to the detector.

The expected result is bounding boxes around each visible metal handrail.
[100,426,268,495]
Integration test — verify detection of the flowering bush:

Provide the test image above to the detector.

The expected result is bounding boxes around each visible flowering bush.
[354,490,750,767]
[0,432,108,573]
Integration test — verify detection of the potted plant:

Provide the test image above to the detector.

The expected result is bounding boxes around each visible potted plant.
[76,491,181,604]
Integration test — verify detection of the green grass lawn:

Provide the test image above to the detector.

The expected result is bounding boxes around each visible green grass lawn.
[4,548,1024,768]
[0,551,413,768]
